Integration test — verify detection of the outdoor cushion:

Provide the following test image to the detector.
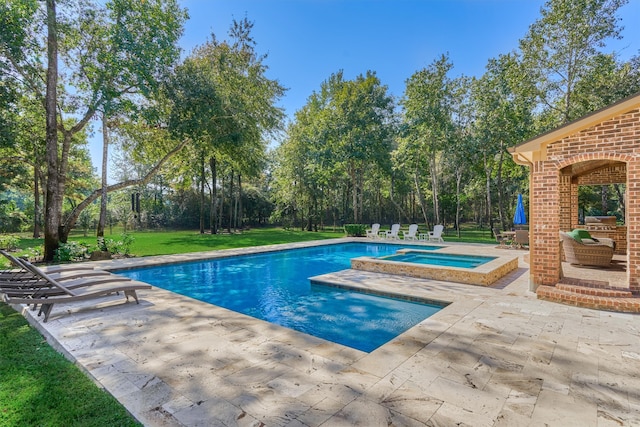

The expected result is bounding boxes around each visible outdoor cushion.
[566,229,583,242]
[574,229,592,240]
[567,229,595,243]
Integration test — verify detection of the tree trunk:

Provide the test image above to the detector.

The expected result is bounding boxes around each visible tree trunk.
[601,185,609,214]
[496,149,507,231]
[218,174,224,231]
[209,156,217,234]
[33,158,41,238]
[43,0,60,261]
[414,168,430,228]
[227,170,233,233]
[58,138,190,242]
[199,154,205,234]
[484,153,494,232]
[455,167,462,238]
[614,184,625,220]
[97,114,109,241]
[429,156,440,224]
[349,165,358,223]
[237,174,242,230]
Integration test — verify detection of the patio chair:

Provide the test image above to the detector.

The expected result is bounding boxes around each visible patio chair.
[559,232,613,267]
[1,255,150,322]
[384,224,401,240]
[428,225,444,243]
[366,223,381,239]
[400,224,419,241]
[513,230,529,249]
[493,228,510,247]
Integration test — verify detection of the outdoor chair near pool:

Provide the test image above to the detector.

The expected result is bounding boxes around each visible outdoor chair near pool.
[493,228,510,247]
[366,223,381,239]
[1,251,134,297]
[0,250,113,284]
[384,223,401,240]
[559,231,614,267]
[1,254,150,322]
[428,225,444,242]
[513,230,529,249]
[401,224,419,241]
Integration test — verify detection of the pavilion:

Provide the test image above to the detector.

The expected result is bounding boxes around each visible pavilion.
[510,91,640,311]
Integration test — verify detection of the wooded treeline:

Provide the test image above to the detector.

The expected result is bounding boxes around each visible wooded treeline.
[1,0,639,258]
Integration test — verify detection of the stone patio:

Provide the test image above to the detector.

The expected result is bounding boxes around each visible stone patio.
[13,239,640,426]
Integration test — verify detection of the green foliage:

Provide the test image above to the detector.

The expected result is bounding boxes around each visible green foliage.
[54,241,91,262]
[519,0,628,124]
[343,224,367,237]
[0,200,28,233]
[0,235,20,250]
[104,233,134,256]
[0,303,141,426]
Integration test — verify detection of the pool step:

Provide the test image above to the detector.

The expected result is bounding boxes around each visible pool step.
[537,280,640,313]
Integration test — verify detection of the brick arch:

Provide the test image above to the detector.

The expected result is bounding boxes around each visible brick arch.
[555,152,636,170]
[551,152,638,292]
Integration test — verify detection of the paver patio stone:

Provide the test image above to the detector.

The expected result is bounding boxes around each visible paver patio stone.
[11,239,640,426]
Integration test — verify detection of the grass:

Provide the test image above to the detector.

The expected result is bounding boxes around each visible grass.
[0,224,496,424]
[0,304,141,427]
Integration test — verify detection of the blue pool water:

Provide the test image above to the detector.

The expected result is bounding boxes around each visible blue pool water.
[380,252,495,268]
[120,242,444,352]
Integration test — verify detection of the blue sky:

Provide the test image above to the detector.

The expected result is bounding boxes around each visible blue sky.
[91,0,640,170]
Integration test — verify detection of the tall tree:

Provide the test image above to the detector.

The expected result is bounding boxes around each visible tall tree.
[471,54,534,231]
[402,54,455,225]
[1,0,187,259]
[166,17,285,233]
[519,0,628,124]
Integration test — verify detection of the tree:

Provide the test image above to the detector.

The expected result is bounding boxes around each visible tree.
[471,54,534,231]
[571,52,640,116]
[325,71,395,223]
[272,70,394,228]
[519,0,628,124]
[165,17,285,234]
[401,54,456,226]
[1,0,187,259]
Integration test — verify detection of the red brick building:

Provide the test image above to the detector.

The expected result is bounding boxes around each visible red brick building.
[510,92,640,297]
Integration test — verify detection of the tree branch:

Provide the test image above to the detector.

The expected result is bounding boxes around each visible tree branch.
[60,137,191,235]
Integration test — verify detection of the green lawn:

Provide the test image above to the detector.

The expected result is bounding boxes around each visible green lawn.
[9,225,495,257]
[0,225,496,425]
[0,304,141,427]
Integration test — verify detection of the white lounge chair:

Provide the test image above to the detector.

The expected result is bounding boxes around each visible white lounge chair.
[428,225,444,242]
[366,223,381,239]
[385,224,401,240]
[401,224,419,241]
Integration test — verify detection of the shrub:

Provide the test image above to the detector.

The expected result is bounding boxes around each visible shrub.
[105,233,134,256]
[343,224,367,237]
[54,242,91,262]
[0,235,20,250]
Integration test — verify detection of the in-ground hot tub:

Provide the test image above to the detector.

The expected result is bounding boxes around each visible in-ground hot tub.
[351,249,519,286]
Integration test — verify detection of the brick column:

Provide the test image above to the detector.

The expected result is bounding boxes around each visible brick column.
[530,161,561,289]
[558,174,572,231]
[627,159,640,292]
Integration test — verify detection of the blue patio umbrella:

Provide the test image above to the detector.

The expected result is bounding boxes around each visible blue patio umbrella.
[513,193,527,225]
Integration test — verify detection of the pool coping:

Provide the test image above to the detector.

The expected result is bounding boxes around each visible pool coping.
[11,238,640,426]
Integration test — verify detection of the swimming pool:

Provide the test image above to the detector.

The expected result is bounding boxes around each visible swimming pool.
[351,248,519,286]
[119,242,445,352]
[379,251,495,268]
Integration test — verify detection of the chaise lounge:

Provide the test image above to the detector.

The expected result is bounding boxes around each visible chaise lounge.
[560,231,614,267]
[1,251,151,322]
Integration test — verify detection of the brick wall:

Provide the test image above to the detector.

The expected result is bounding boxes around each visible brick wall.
[529,108,640,291]
[577,165,626,185]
